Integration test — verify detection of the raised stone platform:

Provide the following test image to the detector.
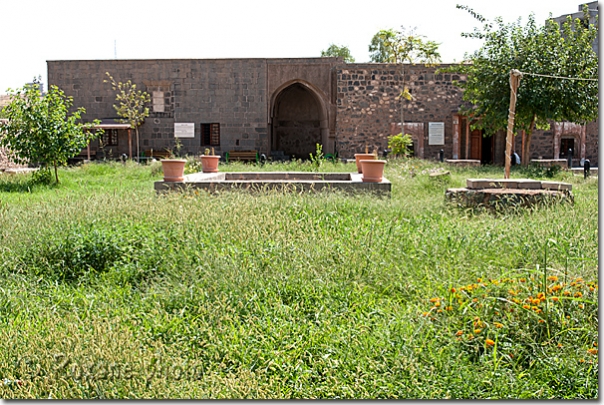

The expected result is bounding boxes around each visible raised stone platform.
[446,178,573,209]
[155,171,391,196]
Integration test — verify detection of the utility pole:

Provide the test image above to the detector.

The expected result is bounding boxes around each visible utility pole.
[505,69,522,179]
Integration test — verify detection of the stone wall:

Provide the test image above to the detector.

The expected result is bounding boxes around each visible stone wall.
[335,63,466,159]
[47,58,597,166]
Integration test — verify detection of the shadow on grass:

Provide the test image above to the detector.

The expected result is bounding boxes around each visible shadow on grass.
[0,175,55,193]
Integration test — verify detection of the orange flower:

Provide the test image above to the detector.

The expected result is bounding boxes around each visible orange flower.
[587,348,598,355]
[551,297,559,302]
[563,291,571,296]
[519,278,526,283]
[422,312,429,317]
[579,304,585,309]
[455,330,464,336]
[485,339,495,346]
[445,306,453,311]
[538,319,545,323]
[451,288,456,293]
[494,322,504,328]
[547,275,559,282]
[474,329,482,334]
[429,297,440,303]
[574,292,583,298]
[522,304,530,310]
[557,343,563,348]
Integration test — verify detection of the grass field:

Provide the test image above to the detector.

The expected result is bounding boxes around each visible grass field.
[0,158,598,399]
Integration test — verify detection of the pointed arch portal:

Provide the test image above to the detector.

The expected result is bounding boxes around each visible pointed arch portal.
[271,82,328,160]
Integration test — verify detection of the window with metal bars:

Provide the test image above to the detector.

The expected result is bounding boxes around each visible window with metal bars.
[201,123,220,146]
[102,129,119,147]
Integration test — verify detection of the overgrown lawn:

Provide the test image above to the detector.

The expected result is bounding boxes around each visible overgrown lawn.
[0,159,597,398]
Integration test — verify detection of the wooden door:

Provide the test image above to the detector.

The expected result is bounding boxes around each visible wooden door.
[470,129,482,160]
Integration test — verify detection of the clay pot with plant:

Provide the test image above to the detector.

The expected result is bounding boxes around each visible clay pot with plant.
[200,147,220,173]
[354,144,376,173]
[160,137,187,182]
[360,148,386,183]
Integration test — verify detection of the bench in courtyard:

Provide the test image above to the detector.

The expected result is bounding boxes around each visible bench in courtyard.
[226,150,258,163]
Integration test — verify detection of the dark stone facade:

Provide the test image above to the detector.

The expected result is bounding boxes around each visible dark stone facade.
[47,58,598,166]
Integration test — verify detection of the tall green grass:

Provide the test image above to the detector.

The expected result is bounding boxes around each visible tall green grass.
[0,159,598,398]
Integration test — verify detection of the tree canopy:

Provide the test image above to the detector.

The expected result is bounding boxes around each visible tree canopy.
[320,44,355,63]
[368,27,441,65]
[0,83,101,183]
[445,5,598,164]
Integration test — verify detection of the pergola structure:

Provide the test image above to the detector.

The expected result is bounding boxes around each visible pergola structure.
[90,119,132,160]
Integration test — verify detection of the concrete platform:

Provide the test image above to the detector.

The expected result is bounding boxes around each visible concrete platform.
[155,171,391,196]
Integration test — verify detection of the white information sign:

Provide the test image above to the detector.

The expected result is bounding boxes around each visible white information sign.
[174,123,195,138]
[428,122,445,145]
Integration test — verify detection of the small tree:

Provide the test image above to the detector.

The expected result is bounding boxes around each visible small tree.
[369,27,441,126]
[105,72,150,162]
[0,83,101,183]
[445,5,598,165]
[321,44,355,63]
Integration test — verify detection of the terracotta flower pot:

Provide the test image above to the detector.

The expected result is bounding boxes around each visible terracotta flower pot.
[161,159,187,182]
[360,159,386,183]
[201,155,220,173]
[354,153,376,173]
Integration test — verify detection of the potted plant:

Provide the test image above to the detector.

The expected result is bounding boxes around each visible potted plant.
[360,149,386,182]
[160,138,187,182]
[354,145,376,173]
[200,147,220,173]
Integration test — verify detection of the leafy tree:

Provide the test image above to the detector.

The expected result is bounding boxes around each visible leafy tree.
[369,27,441,124]
[445,5,598,165]
[321,44,355,63]
[104,72,150,161]
[369,27,440,65]
[0,83,101,183]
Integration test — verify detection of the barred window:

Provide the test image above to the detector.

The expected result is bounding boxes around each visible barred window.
[201,123,220,146]
[102,129,118,147]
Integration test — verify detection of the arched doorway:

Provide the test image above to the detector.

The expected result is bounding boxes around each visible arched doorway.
[271,82,326,160]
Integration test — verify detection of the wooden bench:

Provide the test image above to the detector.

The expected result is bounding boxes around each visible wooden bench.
[145,149,171,159]
[227,150,258,163]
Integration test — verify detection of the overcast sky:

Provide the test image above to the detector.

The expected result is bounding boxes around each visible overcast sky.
[0,0,589,94]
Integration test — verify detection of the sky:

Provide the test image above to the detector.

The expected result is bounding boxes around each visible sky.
[0,0,590,94]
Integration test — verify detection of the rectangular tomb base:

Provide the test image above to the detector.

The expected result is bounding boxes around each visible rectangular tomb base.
[447,178,573,209]
[154,172,391,196]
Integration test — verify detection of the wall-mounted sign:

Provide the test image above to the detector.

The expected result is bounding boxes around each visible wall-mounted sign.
[428,122,445,145]
[174,123,194,138]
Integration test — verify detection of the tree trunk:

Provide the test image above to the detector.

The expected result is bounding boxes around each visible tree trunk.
[521,114,536,166]
[54,164,59,183]
[135,127,140,163]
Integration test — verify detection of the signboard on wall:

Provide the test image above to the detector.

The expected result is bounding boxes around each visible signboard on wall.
[428,122,445,145]
[174,123,195,138]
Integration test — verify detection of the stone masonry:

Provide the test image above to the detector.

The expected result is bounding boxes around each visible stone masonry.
[46,58,598,166]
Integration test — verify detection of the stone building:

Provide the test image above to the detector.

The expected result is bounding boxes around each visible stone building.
[47,57,598,166]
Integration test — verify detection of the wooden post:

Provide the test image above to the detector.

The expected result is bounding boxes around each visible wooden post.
[505,69,522,179]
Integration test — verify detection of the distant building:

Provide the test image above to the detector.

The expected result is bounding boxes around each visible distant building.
[552,1,599,57]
